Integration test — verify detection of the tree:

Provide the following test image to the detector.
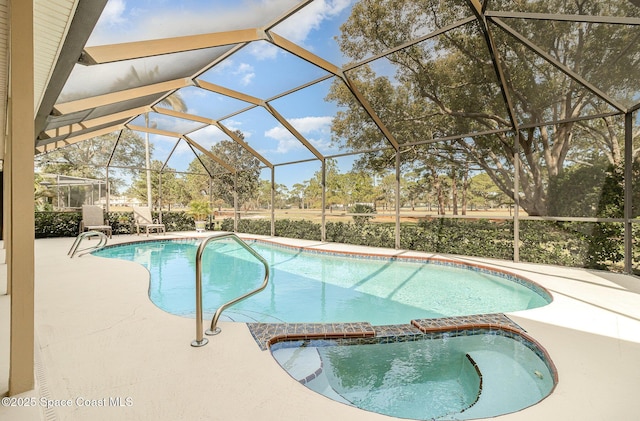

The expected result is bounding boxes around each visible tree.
[308,159,344,212]
[305,177,323,209]
[34,173,54,211]
[289,182,307,209]
[127,160,182,209]
[404,170,425,211]
[342,170,376,206]
[37,129,146,189]
[186,133,261,211]
[468,173,509,210]
[375,173,397,212]
[276,184,290,209]
[255,180,288,209]
[158,171,186,211]
[332,0,640,216]
[256,179,271,210]
[112,65,187,207]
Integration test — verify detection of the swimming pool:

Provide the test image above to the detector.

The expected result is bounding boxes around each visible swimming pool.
[93,238,551,324]
[271,328,556,420]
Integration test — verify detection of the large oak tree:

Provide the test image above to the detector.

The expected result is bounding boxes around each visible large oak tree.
[330,0,640,216]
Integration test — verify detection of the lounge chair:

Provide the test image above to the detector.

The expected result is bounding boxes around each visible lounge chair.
[80,205,112,238]
[132,206,166,236]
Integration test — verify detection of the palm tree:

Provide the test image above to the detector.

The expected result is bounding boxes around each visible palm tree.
[113,65,187,208]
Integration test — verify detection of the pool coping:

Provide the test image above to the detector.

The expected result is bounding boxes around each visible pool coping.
[248,313,558,386]
[242,236,554,303]
[249,313,527,351]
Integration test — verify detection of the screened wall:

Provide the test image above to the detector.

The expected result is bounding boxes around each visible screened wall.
[34,0,640,273]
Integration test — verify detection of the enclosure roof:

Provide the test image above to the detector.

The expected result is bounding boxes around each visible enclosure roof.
[38,173,107,187]
[28,0,640,172]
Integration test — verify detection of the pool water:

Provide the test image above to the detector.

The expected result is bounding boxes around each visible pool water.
[93,239,550,324]
[271,332,555,420]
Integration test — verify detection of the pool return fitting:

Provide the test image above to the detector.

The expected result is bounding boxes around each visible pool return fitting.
[191,233,270,347]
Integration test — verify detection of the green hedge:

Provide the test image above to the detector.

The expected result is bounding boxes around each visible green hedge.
[401,218,514,260]
[219,218,321,240]
[35,212,638,273]
[35,210,216,238]
[218,216,637,273]
[35,212,82,238]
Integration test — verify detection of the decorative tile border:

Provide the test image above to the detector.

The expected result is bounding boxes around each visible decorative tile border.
[463,353,483,412]
[256,314,558,389]
[412,313,525,334]
[242,237,553,303]
[94,237,199,253]
[249,314,522,351]
[248,322,376,350]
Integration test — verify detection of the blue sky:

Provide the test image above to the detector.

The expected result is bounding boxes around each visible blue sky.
[79,0,361,189]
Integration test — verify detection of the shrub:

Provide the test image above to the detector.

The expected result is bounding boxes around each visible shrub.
[35,211,81,238]
[350,204,375,224]
[403,218,514,260]
[35,210,214,238]
[276,219,321,240]
[34,211,634,273]
[325,221,395,248]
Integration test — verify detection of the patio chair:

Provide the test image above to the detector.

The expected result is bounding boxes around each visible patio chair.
[80,205,112,238]
[132,206,166,236]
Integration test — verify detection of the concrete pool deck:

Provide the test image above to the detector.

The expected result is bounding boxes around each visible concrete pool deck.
[1,233,640,420]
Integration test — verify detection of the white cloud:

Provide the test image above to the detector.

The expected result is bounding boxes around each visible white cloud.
[101,0,127,26]
[207,60,255,87]
[235,63,256,86]
[290,116,333,133]
[213,58,236,73]
[221,119,251,140]
[90,0,303,45]
[247,42,280,61]
[240,73,255,86]
[264,116,333,154]
[185,125,228,151]
[264,126,301,154]
[237,63,253,73]
[273,0,352,44]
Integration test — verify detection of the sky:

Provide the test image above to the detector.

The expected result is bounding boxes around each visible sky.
[74,0,364,189]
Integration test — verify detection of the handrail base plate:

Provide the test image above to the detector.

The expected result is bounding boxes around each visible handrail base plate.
[205,327,221,336]
[191,338,209,347]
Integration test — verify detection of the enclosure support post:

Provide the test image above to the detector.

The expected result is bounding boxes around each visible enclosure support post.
[321,160,326,242]
[209,177,214,229]
[233,173,238,232]
[105,130,122,214]
[513,130,520,263]
[395,152,401,249]
[57,175,61,210]
[624,112,633,274]
[105,167,110,212]
[270,167,275,237]
[158,172,163,222]
[145,113,152,208]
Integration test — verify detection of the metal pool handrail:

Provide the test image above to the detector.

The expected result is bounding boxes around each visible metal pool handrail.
[68,230,108,258]
[191,233,270,347]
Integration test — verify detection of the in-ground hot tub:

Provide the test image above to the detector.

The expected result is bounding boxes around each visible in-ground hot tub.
[271,325,557,420]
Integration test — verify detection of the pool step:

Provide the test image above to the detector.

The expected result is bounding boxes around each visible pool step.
[272,346,323,384]
[450,350,546,420]
[271,346,351,404]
